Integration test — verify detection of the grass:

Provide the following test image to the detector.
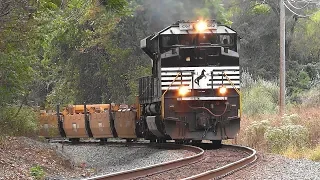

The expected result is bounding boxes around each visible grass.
[30,165,45,180]
[308,145,320,161]
[237,76,320,160]
[282,146,305,159]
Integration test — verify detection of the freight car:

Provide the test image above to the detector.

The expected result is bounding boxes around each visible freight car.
[39,20,241,146]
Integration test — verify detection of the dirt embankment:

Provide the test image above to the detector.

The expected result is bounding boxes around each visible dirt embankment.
[0,137,85,180]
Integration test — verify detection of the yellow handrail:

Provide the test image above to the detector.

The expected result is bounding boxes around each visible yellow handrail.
[161,73,181,119]
[223,72,242,117]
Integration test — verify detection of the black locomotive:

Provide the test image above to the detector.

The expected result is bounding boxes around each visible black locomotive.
[138,20,241,145]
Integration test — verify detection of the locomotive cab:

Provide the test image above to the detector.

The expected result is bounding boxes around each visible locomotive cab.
[139,20,240,142]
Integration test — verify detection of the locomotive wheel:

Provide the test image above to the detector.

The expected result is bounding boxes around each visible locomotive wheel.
[211,140,222,148]
[184,139,191,144]
[192,140,202,144]
[70,138,80,144]
[175,139,190,144]
[99,138,107,145]
[126,138,133,143]
[156,139,166,143]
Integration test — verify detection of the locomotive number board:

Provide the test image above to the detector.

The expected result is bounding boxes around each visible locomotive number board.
[179,21,217,30]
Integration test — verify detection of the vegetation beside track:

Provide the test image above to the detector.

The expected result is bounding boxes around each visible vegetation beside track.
[234,72,320,161]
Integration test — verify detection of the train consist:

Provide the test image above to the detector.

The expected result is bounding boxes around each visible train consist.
[40,20,241,146]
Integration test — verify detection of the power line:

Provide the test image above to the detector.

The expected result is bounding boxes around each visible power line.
[286,0,310,9]
[284,0,320,18]
[284,1,309,17]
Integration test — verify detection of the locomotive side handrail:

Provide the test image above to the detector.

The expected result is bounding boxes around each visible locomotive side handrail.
[161,72,181,119]
[223,72,242,117]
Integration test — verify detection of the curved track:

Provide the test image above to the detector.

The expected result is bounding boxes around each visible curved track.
[86,144,256,180]
[183,145,257,180]
[87,144,204,180]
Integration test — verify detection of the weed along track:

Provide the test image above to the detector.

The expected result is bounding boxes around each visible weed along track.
[87,144,256,180]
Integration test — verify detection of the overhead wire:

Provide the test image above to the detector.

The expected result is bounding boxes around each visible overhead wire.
[283,1,310,17]
[286,0,310,10]
[283,0,318,18]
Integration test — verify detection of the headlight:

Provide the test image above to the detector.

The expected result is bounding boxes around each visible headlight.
[195,21,207,32]
[178,86,189,96]
[219,86,227,95]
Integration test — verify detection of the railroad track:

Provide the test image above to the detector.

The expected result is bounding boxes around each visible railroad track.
[86,144,257,180]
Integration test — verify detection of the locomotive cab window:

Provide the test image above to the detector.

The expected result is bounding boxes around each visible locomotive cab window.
[160,33,238,67]
[160,34,234,52]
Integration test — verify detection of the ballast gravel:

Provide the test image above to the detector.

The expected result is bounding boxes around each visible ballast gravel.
[51,143,193,179]
[139,147,249,180]
[225,152,320,180]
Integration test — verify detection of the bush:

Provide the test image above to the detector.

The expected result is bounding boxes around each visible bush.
[30,165,45,180]
[244,120,271,148]
[299,86,320,107]
[282,114,300,125]
[264,125,309,153]
[242,79,279,116]
[0,106,39,136]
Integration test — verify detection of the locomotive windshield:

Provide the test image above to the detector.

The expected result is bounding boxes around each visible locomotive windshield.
[160,34,234,52]
[160,33,238,67]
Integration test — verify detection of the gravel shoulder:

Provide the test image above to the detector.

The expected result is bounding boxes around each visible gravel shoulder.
[0,137,193,180]
[225,152,320,180]
[55,143,194,179]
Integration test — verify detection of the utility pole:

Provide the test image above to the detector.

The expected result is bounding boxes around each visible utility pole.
[279,0,286,115]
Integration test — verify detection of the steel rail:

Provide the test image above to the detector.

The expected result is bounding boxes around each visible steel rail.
[86,144,204,180]
[183,144,257,180]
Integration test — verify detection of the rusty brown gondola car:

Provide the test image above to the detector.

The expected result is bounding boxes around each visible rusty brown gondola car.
[39,104,139,142]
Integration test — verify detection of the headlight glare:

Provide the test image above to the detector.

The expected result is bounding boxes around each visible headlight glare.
[219,86,227,95]
[195,21,207,32]
[178,86,189,96]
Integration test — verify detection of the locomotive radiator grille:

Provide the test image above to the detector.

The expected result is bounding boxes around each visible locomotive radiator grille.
[161,66,240,90]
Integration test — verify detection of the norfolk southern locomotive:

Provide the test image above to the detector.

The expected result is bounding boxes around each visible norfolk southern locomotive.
[39,20,241,146]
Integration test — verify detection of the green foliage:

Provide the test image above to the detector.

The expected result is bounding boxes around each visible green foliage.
[39,0,59,10]
[288,70,311,101]
[103,0,129,14]
[193,0,233,25]
[251,3,271,14]
[242,78,279,116]
[30,165,45,180]
[264,125,309,153]
[29,0,132,106]
[0,106,39,136]
[0,52,34,106]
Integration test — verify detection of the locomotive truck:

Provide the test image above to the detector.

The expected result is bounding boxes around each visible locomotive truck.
[39,20,241,146]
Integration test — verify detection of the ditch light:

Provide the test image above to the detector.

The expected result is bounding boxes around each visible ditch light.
[178,86,189,96]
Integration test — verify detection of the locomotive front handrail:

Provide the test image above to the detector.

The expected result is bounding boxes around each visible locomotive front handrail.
[161,72,181,119]
[223,72,242,117]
